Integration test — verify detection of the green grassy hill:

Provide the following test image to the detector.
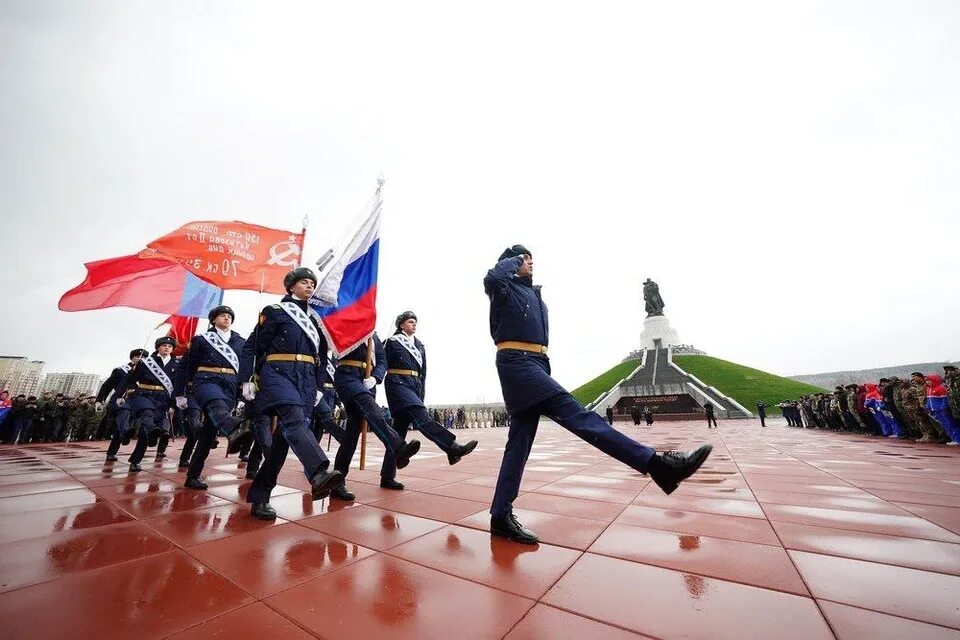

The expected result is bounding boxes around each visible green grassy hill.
[571,358,641,405]
[673,355,827,414]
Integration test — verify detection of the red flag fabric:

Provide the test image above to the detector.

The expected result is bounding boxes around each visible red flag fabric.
[139,221,305,294]
[58,254,223,317]
[161,315,200,357]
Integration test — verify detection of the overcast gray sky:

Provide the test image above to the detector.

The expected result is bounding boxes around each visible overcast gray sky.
[2,1,958,403]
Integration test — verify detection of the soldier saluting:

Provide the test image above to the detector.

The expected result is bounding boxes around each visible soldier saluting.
[115,337,178,472]
[174,304,247,490]
[484,245,713,544]
[238,267,346,520]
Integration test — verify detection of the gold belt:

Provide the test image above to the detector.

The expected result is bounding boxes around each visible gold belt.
[387,369,419,377]
[337,360,365,369]
[496,341,548,355]
[265,354,316,364]
[196,366,236,375]
[137,383,165,391]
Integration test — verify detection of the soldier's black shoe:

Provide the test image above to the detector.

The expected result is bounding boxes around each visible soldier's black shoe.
[128,463,142,473]
[380,478,404,490]
[447,440,478,465]
[184,477,208,491]
[395,439,421,470]
[210,437,219,449]
[251,502,277,521]
[155,452,166,461]
[648,444,713,495]
[491,514,539,545]
[178,460,189,469]
[245,468,259,480]
[330,485,356,501]
[105,455,118,462]
[226,423,250,455]
[310,469,345,500]
[147,429,161,447]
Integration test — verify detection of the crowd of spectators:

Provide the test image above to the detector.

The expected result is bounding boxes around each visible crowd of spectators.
[0,390,107,444]
[429,406,508,429]
[778,366,960,444]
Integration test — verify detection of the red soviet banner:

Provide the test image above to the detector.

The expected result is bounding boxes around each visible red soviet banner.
[140,221,305,295]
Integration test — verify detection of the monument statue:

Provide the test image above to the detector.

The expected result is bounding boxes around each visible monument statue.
[642,278,665,317]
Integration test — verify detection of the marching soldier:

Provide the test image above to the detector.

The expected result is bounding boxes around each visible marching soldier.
[101,349,148,462]
[238,267,347,520]
[380,311,477,490]
[484,245,711,544]
[115,337,178,472]
[176,392,203,470]
[175,305,246,490]
[331,331,422,501]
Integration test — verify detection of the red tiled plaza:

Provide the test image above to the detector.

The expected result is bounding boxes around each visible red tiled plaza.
[2,419,960,639]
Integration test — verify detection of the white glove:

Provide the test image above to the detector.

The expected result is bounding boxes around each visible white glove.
[363,376,377,389]
[175,396,188,410]
[315,390,322,406]
[115,397,125,407]
[242,382,256,401]
[95,402,103,411]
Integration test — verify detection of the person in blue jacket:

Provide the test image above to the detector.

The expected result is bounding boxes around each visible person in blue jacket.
[331,332,422,501]
[175,305,247,490]
[115,337,179,472]
[381,311,478,489]
[484,245,713,544]
[100,348,147,463]
[238,267,346,520]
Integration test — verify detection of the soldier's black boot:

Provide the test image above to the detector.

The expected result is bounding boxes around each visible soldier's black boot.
[226,421,250,455]
[184,477,208,491]
[395,439,421,470]
[447,440,478,465]
[491,514,539,545]
[251,502,277,521]
[310,468,345,500]
[380,478,404,490]
[648,444,713,495]
[330,485,355,501]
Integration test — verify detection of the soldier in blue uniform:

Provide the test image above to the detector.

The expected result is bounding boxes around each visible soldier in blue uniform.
[100,348,148,463]
[115,337,179,472]
[381,311,478,489]
[310,354,343,441]
[485,245,713,544]
[238,267,347,520]
[175,305,247,490]
[331,332,423,501]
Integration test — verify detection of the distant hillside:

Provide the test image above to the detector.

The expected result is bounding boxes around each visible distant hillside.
[674,355,827,414]
[571,358,641,405]
[790,361,957,389]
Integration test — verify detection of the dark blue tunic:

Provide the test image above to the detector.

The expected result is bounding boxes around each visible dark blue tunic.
[484,255,564,414]
[97,363,133,409]
[239,296,327,413]
[115,354,178,414]
[334,333,387,402]
[175,330,246,409]
[384,334,427,412]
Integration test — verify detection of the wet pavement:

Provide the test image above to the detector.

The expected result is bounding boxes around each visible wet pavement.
[1,418,959,639]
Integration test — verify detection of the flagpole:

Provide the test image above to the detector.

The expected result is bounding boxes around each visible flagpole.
[358,336,374,470]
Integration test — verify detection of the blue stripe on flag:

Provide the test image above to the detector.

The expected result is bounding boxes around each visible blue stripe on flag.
[178,272,224,317]
[314,239,379,318]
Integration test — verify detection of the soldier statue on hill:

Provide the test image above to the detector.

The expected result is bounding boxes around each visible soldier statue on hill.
[643,278,665,317]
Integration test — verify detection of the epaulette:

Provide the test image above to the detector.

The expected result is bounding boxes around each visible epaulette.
[271,304,281,309]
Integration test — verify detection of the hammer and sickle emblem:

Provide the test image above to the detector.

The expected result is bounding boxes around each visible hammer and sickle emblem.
[267,236,302,266]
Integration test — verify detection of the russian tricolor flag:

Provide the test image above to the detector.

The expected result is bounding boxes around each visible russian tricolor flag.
[310,195,382,357]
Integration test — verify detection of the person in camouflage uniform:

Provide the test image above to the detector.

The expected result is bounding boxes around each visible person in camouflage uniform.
[845,385,868,433]
[901,373,943,442]
[890,378,918,439]
[945,365,960,420]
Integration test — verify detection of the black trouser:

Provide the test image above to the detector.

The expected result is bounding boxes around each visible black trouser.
[106,409,133,457]
[247,404,329,504]
[382,405,456,481]
[706,415,717,427]
[187,400,235,480]
[334,391,404,480]
[179,409,203,465]
[128,406,168,465]
[759,414,766,427]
